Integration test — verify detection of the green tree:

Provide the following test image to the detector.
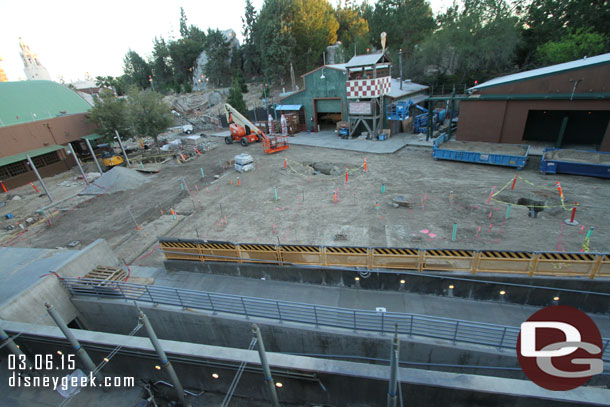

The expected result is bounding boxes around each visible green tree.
[291,0,339,72]
[233,69,248,93]
[226,78,247,116]
[151,37,174,91]
[123,50,152,89]
[204,29,231,87]
[126,87,174,146]
[241,0,261,76]
[519,0,610,68]
[368,0,435,52]
[535,29,606,65]
[179,7,189,38]
[94,75,128,96]
[255,0,294,81]
[168,38,205,90]
[412,0,520,84]
[335,0,370,56]
[88,89,131,141]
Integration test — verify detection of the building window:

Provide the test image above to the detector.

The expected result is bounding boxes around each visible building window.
[0,166,10,179]
[6,161,28,177]
[41,151,60,165]
[33,155,46,168]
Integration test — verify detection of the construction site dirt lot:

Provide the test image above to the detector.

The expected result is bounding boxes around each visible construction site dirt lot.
[2,138,609,268]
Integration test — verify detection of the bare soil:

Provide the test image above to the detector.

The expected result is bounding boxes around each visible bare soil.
[2,139,609,269]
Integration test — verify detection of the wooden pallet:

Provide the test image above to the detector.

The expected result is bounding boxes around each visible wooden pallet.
[83,266,127,284]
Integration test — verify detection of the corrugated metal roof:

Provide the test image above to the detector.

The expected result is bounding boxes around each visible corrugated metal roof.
[81,134,103,141]
[386,79,429,99]
[275,105,303,111]
[0,144,65,167]
[327,63,347,71]
[345,53,390,68]
[0,80,91,127]
[471,52,610,91]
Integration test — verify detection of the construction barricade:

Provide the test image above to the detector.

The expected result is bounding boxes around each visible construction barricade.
[158,237,610,279]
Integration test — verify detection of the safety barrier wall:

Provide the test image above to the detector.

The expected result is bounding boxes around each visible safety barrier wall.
[159,238,610,279]
[61,278,610,361]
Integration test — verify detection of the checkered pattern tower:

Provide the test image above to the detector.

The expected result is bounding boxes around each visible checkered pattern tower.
[344,53,392,138]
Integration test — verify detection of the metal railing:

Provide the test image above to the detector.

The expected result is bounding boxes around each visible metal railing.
[61,278,610,361]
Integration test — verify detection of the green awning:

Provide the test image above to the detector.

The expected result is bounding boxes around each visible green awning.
[81,134,103,141]
[0,145,65,167]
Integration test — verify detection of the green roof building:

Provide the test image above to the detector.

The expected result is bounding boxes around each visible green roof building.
[0,81,97,189]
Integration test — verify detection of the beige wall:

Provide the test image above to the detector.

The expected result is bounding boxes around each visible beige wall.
[0,113,96,158]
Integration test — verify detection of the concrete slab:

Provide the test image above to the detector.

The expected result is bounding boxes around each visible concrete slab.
[209,129,414,154]
[143,269,610,337]
[0,247,75,308]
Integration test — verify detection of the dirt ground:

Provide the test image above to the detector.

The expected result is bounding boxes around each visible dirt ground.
[2,137,609,268]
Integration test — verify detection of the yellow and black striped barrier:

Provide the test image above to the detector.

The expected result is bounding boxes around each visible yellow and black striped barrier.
[159,238,610,279]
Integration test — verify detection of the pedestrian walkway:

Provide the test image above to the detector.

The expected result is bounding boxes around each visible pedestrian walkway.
[134,267,610,336]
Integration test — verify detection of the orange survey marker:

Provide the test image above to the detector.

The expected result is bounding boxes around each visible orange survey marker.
[364,157,368,172]
[30,183,39,193]
[0,181,6,193]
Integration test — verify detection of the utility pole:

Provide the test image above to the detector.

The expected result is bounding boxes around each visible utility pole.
[114,130,131,167]
[253,324,280,407]
[386,328,400,407]
[45,303,103,383]
[139,310,188,406]
[26,154,53,203]
[399,49,403,90]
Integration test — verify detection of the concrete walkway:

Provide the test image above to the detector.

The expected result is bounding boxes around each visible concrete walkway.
[207,129,560,156]
[134,267,610,337]
[209,129,420,154]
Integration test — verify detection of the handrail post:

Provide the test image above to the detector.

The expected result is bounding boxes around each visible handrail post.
[353,310,357,331]
[145,285,155,303]
[207,293,216,314]
[498,327,507,349]
[176,289,185,309]
[409,315,413,337]
[276,301,282,323]
[116,282,126,300]
[242,297,249,319]
[313,305,319,326]
[381,311,385,334]
[453,321,460,344]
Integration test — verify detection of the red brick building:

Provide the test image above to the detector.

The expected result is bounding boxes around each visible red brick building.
[456,53,610,151]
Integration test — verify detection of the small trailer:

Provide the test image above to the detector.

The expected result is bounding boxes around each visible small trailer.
[433,133,530,169]
[539,148,610,178]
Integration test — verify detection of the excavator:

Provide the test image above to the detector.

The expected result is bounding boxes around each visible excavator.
[224,103,289,154]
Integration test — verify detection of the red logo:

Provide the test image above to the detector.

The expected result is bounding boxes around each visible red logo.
[517,305,603,391]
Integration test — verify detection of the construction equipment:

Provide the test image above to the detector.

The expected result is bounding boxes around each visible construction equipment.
[224,104,289,154]
[97,143,124,171]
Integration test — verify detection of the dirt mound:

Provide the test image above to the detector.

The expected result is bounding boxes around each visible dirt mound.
[80,167,152,195]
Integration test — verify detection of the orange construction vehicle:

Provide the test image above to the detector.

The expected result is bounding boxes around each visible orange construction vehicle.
[224,103,289,154]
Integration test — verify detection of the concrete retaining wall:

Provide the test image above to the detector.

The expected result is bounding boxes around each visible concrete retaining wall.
[164,260,610,314]
[73,298,523,379]
[0,239,119,325]
[3,319,607,406]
